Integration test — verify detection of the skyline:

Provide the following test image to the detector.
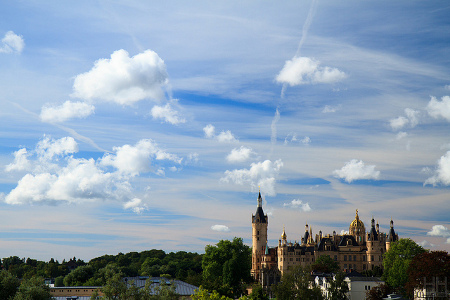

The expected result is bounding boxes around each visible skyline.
[0,1,449,261]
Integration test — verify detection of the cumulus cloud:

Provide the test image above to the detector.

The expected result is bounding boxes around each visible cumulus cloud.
[226,146,255,163]
[396,132,408,140]
[276,56,346,86]
[389,108,419,131]
[322,105,341,113]
[101,139,182,176]
[0,31,24,54]
[424,151,450,186]
[203,124,238,143]
[40,101,95,123]
[203,124,215,138]
[3,136,181,209]
[427,95,450,121]
[151,102,185,125]
[123,198,147,214]
[418,240,435,248]
[221,159,283,196]
[283,199,311,212]
[211,225,230,232]
[333,159,380,183]
[427,225,450,244]
[72,49,168,105]
[5,148,31,172]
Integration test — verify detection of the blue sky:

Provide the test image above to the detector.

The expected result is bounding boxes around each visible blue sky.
[1,1,449,261]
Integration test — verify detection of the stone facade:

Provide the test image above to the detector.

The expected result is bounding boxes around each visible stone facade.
[251,193,399,287]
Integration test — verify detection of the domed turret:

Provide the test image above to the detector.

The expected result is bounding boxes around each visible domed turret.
[349,209,366,244]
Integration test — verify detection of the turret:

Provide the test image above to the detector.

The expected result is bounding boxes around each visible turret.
[386,218,398,251]
[251,192,268,281]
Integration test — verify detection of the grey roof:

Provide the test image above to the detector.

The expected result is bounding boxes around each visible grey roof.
[124,276,199,296]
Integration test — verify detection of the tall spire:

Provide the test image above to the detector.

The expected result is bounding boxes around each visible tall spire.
[257,189,262,208]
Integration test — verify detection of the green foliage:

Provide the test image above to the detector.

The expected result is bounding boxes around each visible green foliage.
[191,286,233,300]
[273,265,325,300]
[63,264,95,286]
[382,238,426,295]
[311,255,340,273]
[13,276,52,300]
[247,285,269,300]
[328,272,349,300]
[0,270,20,300]
[202,237,252,298]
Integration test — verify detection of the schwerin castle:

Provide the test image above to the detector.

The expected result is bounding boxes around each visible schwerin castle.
[251,192,398,287]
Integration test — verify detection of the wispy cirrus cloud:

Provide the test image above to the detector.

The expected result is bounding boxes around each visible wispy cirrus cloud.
[333,159,380,183]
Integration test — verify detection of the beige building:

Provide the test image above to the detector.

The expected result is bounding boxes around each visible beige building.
[251,193,398,286]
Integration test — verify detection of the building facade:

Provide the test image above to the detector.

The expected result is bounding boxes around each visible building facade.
[251,193,398,286]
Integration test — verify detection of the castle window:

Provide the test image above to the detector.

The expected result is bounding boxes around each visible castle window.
[257,237,259,241]
[354,255,356,261]
[257,231,259,235]
[349,255,352,261]
[363,264,366,270]
[344,264,347,269]
[344,255,347,261]
[371,255,374,262]
[334,255,337,261]
[363,256,366,261]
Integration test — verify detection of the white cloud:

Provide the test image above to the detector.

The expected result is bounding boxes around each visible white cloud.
[226,146,255,163]
[283,199,311,212]
[72,49,168,105]
[203,124,215,138]
[427,95,450,121]
[221,159,283,196]
[322,105,341,113]
[216,130,238,143]
[203,124,238,143]
[427,225,450,238]
[340,230,349,235]
[36,136,78,161]
[101,139,182,176]
[40,101,95,123]
[424,151,450,186]
[389,108,419,131]
[396,131,408,140]
[276,56,346,86]
[3,136,182,206]
[211,225,230,232]
[301,136,311,145]
[151,102,185,125]
[123,198,147,214]
[418,240,435,248]
[5,148,31,172]
[445,85,450,90]
[271,109,280,146]
[0,31,24,54]
[333,159,380,183]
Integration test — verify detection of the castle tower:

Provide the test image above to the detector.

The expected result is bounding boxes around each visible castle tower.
[251,192,268,281]
[386,218,398,251]
[349,209,366,244]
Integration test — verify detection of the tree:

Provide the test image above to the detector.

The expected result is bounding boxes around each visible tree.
[202,237,251,297]
[382,238,426,295]
[13,276,52,300]
[327,272,349,300]
[406,251,450,296]
[191,286,233,300]
[100,264,127,300]
[365,283,392,300]
[247,284,269,300]
[273,265,325,300]
[0,270,20,300]
[311,255,340,274]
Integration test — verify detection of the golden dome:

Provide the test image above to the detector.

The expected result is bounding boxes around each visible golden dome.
[349,209,365,231]
[281,226,287,240]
